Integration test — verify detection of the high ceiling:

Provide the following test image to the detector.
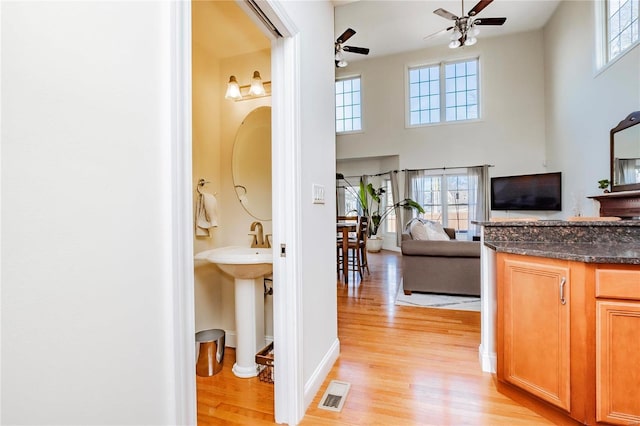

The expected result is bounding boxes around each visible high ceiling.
[334,0,561,61]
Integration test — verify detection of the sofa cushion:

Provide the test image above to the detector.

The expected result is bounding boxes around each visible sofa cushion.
[401,239,480,258]
[409,219,451,241]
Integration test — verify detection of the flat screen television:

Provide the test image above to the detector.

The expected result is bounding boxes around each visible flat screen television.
[491,172,562,211]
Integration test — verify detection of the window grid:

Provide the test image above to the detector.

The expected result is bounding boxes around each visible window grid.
[408,59,479,126]
[409,66,440,125]
[607,0,639,61]
[383,179,396,233]
[336,77,362,133]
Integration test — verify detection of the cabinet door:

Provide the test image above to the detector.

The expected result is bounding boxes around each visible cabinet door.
[596,301,640,425]
[502,257,571,411]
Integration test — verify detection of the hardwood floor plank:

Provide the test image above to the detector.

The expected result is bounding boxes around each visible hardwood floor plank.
[197,250,553,425]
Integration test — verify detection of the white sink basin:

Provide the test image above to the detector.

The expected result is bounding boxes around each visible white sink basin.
[195,246,272,279]
[195,245,273,378]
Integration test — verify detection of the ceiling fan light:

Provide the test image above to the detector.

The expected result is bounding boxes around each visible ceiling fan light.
[337,59,348,67]
[248,70,265,96]
[451,29,463,40]
[225,75,242,100]
[470,25,480,36]
[449,39,461,49]
[464,36,477,46]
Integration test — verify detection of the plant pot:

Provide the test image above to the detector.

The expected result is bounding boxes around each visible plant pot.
[367,236,383,253]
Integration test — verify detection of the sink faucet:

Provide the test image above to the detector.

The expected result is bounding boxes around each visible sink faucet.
[249,221,270,248]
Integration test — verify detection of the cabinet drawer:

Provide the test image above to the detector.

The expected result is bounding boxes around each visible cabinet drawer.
[596,268,640,300]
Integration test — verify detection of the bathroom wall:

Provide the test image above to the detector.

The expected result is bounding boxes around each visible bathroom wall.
[192,35,273,343]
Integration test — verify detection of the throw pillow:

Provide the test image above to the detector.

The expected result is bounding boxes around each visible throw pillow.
[409,220,429,240]
[424,221,451,241]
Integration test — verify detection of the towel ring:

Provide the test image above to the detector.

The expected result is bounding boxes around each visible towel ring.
[197,179,215,195]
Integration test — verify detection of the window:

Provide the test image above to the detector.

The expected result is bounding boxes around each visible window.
[409,172,470,237]
[606,0,639,63]
[383,179,396,233]
[408,58,478,126]
[336,76,362,133]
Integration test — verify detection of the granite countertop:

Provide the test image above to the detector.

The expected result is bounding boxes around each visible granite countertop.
[484,241,640,264]
[475,220,640,227]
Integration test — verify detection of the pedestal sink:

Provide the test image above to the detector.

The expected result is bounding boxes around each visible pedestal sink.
[195,246,273,378]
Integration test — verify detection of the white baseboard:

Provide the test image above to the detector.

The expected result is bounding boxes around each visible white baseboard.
[303,338,340,410]
[478,343,496,373]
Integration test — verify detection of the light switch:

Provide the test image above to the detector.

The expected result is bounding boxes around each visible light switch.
[312,184,325,204]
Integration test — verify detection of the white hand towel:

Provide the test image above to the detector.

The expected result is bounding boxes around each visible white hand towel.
[195,193,218,237]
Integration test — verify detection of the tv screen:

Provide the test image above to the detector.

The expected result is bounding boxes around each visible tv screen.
[491,172,562,211]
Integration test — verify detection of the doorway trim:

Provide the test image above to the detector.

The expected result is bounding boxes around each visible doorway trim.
[171,1,304,424]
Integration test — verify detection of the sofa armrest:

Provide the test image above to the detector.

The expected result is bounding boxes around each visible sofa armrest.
[401,239,480,257]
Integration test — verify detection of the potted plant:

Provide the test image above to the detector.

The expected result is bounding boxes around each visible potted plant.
[598,178,611,193]
[358,182,425,252]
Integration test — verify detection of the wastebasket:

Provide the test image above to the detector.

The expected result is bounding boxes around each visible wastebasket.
[195,329,225,377]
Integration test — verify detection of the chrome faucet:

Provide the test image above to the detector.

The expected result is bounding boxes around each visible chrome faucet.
[249,221,270,248]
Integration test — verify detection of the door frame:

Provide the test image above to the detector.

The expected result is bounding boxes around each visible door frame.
[170,1,304,424]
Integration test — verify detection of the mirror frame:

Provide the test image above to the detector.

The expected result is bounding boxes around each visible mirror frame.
[610,111,640,192]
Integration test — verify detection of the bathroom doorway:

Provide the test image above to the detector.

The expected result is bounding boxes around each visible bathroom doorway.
[188,1,302,423]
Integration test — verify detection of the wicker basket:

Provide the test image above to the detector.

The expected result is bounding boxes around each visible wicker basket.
[255,342,274,384]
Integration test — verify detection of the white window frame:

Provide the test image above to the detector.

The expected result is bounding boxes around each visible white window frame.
[406,57,480,128]
[596,0,640,70]
[335,75,363,134]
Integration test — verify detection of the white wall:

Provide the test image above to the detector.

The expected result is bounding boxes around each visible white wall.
[2,2,180,424]
[276,0,338,403]
[544,0,640,217]
[337,30,548,180]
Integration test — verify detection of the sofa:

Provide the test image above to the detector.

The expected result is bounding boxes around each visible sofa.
[401,220,481,296]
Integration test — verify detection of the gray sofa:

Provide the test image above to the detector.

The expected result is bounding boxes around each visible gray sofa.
[401,226,481,296]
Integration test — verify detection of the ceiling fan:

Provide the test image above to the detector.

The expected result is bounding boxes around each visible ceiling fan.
[426,0,506,48]
[335,28,370,68]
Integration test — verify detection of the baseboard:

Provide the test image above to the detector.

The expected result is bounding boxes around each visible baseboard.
[479,343,496,373]
[303,338,340,411]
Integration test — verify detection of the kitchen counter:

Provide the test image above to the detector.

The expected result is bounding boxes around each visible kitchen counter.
[484,241,640,264]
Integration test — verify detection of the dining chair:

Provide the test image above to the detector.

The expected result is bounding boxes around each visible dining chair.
[337,216,369,280]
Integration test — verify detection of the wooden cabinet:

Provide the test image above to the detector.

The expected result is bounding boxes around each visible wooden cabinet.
[500,256,571,410]
[497,253,592,425]
[595,267,640,425]
[497,254,640,425]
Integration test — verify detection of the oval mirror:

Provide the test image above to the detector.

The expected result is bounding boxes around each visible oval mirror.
[232,106,272,220]
[610,111,640,192]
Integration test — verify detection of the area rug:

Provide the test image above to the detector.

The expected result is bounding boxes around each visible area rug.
[395,286,481,312]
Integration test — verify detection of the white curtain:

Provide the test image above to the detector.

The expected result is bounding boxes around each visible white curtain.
[404,169,426,231]
[389,171,402,246]
[615,158,638,185]
[467,165,490,238]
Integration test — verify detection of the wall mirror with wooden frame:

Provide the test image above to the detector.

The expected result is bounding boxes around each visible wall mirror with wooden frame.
[611,111,640,192]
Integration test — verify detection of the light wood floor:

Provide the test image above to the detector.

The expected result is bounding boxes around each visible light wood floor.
[197,250,553,425]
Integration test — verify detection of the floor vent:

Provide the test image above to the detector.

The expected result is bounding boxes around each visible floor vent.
[318,380,351,412]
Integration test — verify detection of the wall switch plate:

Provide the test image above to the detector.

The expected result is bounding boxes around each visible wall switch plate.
[312,184,325,204]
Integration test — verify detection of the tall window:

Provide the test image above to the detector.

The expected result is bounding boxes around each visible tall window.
[408,58,479,126]
[409,172,470,237]
[606,0,639,62]
[336,76,362,133]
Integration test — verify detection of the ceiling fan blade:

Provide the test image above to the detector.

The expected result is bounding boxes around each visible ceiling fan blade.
[469,0,494,16]
[475,17,506,25]
[336,28,356,44]
[343,45,370,55]
[423,27,453,41]
[434,8,458,21]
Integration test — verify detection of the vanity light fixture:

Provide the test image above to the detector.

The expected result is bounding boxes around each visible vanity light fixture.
[225,71,271,101]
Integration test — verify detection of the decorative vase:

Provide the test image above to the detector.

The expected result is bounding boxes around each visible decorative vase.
[367,236,383,253]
